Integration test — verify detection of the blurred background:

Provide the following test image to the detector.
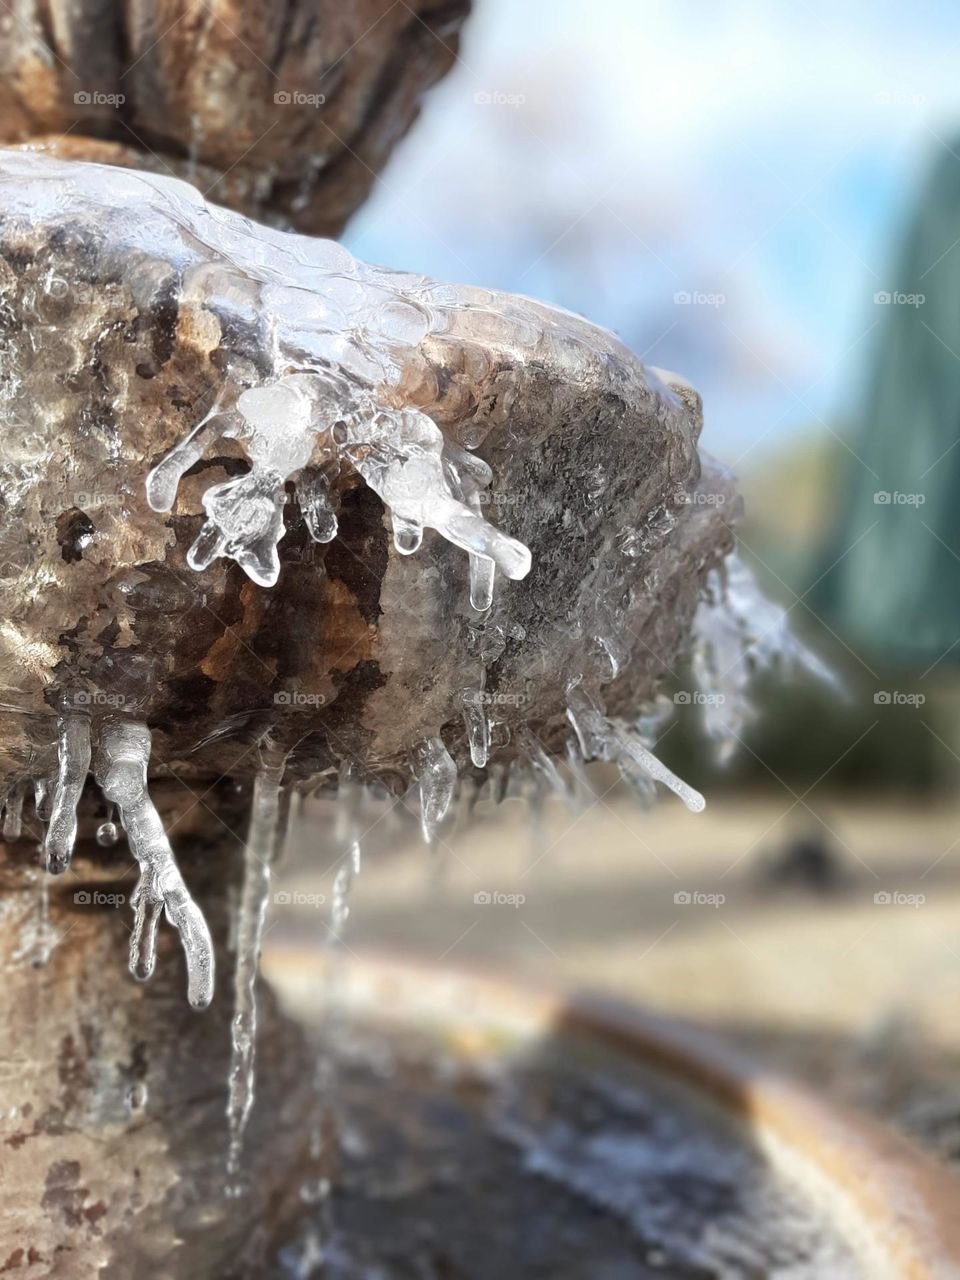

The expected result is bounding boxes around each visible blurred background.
[268,0,960,1144]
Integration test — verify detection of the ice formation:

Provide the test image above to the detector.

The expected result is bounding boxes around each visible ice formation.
[692,551,840,764]
[44,713,92,874]
[226,760,285,1181]
[94,717,214,1009]
[566,684,706,813]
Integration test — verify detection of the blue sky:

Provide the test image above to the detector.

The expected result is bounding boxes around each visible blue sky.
[345,0,960,466]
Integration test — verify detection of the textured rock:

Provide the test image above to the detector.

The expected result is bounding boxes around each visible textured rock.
[0,0,470,235]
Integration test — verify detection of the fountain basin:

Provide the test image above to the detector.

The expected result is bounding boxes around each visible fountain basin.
[268,948,960,1279]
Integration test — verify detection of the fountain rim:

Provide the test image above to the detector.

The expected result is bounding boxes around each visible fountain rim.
[267,945,960,1280]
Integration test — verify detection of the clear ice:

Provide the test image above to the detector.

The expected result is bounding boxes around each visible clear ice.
[566,685,705,814]
[94,717,215,1008]
[412,737,457,845]
[226,762,285,1180]
[43,713,92,874]
[691,551,840,764]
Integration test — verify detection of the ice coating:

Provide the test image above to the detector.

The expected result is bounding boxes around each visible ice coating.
[43,713,92,874]
[94,717,214,1008]
[692,551,839,764]
[227,763,284,1180]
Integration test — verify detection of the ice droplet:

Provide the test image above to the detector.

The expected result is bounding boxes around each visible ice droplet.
[412,737,457,844]
[226,761,286,1180]
[96,819,118,847]
[44,713,92,874]
[94,718,215,1008]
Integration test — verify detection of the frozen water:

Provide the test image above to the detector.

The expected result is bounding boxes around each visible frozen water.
[94,717,214,1008]
[412,737,457,845]
[43,713,92,874]
[692,551,840,764]
[227,762,285,1180]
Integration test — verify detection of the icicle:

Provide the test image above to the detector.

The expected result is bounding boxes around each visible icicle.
[691,550,840,763]
[412,736,457,844]
[519,729,569,798]
[469,553,496,612]
[2,782,25,840]
[300,468,338,544]
[566,688,704,814]
[564,737,593,812]
[33,777,53,821]
[226,760,286,1183]
[462,691,490,769]
[44,713,92,874]
[94,717,215,1008]
[145,405,231,513]
[33,875,51,969]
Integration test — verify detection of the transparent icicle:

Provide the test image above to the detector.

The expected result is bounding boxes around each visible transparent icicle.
[33,777,53,821]
[44,713,92,874]
[469,553,496,613]
[519,729,569,798]
[227,761,286,1182]
[2,782,25,840]
[412,736,457,844]
[145,405,231,513]
[462,690,490,769]
[94,717,215,1007]
[566,688,705,813]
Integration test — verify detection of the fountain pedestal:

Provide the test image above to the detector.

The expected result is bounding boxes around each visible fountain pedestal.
[0,786,314,1279]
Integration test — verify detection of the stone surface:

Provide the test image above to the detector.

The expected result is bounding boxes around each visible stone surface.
[0,0,470,236]
[0,154,735,800]
[0,788,316,1279]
